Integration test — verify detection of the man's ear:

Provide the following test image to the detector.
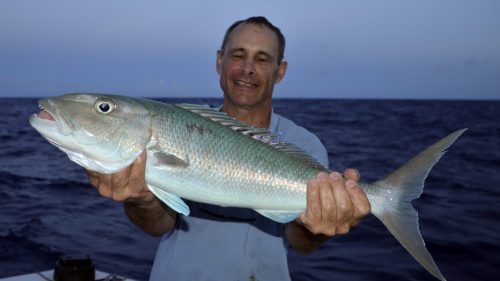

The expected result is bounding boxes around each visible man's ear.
[274,60,288,84]
[216,50,223,75]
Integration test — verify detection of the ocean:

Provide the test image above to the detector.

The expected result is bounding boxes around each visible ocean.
[1,98,499,281]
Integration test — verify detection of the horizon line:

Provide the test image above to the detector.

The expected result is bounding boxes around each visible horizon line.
[2,95,499,102]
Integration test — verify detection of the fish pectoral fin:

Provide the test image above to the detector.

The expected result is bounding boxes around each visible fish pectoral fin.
[152,151,189,169]
[147,184,190,216]
[255,209,302,223]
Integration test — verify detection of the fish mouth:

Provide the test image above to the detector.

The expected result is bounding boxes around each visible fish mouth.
[31,99,73,136]
[35,104,56,121]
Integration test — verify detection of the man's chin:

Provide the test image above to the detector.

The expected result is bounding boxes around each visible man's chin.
[226,94,261,108]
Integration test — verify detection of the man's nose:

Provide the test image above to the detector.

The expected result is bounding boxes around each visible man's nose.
[241,59,255,75]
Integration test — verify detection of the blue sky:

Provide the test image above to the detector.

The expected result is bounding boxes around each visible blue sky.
[1,0,499,99]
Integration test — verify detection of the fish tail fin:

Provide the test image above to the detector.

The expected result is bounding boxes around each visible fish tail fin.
[369,129,466,281]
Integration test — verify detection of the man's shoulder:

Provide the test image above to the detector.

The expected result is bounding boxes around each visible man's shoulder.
[272,112,319,143]
[274,113,312,134]
[272,112,329,167]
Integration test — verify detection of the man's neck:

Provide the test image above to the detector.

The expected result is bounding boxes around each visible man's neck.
[221,100,272,129]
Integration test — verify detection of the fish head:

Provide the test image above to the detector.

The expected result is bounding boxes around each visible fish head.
[29,93,153,173]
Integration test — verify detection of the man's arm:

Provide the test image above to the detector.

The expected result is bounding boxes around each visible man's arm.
[285,169,371,254]
[85,151,177,237]
[124,197,177,237]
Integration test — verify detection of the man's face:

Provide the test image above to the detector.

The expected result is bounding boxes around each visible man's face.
[217,23,287,109]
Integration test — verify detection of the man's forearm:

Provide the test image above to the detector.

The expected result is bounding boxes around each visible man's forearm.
[285,220,329,254]
[124,198,177,237]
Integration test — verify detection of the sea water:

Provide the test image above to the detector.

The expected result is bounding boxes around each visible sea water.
[1,98,499,281]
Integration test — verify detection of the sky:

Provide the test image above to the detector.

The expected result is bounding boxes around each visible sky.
[1,0,499,99]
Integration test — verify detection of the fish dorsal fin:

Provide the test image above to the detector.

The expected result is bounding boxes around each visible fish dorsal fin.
[176,103,280,144]
[272,142,326,168]
[175,103,326,168]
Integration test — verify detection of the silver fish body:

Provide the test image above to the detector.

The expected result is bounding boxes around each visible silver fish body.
[30,93,465,281]
[145,100,327,215]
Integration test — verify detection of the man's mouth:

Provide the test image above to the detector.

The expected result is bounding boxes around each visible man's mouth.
[234,80,258,89]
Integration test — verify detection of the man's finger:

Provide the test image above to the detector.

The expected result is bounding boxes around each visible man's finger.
[129,151,148,188]
[330,173,354,226]
[108,167,129,190]
[95,173,113,198]
[85,169,99,186]
[343,168,360,182]
[317,172,335,223]
[305,178,321,223]
[345,180,371,224]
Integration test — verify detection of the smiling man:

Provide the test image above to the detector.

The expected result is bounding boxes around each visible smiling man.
[217,19,287,128]
[86,16,370,281]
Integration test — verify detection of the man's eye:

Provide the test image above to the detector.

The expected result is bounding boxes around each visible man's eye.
[257,55,271,62]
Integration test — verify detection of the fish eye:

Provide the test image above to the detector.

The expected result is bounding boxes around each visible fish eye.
[95,99,115,114]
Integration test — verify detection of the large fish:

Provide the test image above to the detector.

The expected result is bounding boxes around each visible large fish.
[30,93,465,281]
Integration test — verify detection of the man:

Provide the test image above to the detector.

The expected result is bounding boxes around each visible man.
[86,16,370,280]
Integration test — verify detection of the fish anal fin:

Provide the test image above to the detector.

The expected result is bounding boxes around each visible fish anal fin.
[147,184,190,216]
[255,209,301,223]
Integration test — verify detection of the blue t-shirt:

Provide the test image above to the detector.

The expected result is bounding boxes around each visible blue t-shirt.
[149,110,328,281]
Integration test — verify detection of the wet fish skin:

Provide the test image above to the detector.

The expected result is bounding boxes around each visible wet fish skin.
[30,93,465,281]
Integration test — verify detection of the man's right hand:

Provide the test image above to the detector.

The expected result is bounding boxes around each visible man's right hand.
[85,151,155,204]
[85,151,177,236]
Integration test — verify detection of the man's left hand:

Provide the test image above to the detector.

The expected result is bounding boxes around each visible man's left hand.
[296,169,371,236]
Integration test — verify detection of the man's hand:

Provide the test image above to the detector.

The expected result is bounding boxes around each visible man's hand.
[85,151,176,236]
[297,169,371,236]
[85,151,154,204]
[286,169,371,254]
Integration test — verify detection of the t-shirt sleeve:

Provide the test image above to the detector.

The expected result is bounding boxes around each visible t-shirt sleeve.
[276,115,329,169]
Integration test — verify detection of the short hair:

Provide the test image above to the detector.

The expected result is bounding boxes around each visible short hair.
[220,16,286,63]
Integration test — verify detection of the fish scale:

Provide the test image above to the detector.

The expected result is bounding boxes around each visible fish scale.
[146,104,319,210]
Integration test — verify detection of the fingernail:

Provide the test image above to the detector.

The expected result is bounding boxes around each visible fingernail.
[346,180,356,189]
[329,172,341,180]
[318,172,328,181]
